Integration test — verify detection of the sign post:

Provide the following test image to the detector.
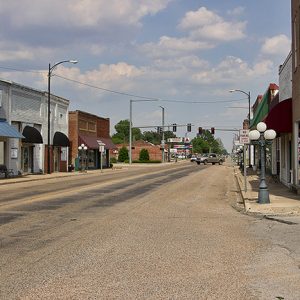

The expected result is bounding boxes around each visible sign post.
[97,140,105,173]
[239,129,249,193]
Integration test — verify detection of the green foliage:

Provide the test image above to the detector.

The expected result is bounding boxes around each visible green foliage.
[142,130,176,145]
[112,119,142,144]
[139,148,150,161]
[132,160,161,163]
[192,138,210,154]
[110,157,117,164]
[192,130,225,154]
[118,146,129,162]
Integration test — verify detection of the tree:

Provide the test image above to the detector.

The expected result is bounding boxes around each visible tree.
[139,148,150,161]
[142,130,176,145]
[191,130,225,154]
[112,119,142,144]
[118,146,129,162]
[192,137,210,154]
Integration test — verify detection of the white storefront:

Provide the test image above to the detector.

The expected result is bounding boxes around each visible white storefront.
[0,79,69,175]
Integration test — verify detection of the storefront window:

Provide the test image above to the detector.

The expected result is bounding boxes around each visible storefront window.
[298,122,300,184]
[87,150,96,168]
[0,141,4,164]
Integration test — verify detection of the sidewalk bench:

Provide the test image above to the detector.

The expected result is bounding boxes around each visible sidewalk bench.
[0,165,14,178]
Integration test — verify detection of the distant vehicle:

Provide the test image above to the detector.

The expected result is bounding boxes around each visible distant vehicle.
[196,153,224,165]
[190,155,197,162]
[196,154,207,164]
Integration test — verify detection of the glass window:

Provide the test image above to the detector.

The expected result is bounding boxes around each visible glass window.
[298,123,300,184]
[0,141,4,164]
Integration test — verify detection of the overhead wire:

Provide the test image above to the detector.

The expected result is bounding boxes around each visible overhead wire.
[0,65,247,104]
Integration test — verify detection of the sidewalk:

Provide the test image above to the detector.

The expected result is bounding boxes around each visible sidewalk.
[0,161,178,186]
[234,165,300,216]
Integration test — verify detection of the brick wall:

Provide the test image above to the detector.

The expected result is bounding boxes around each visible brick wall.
[69,110,111,165]
[114,140,163,161]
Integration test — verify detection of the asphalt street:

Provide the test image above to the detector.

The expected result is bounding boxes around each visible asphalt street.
[0,162,299,299]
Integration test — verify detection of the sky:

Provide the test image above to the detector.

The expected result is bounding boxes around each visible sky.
[0,0,291,151]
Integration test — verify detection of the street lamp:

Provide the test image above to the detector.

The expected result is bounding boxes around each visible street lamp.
[78,143,88,172]
[129,99,158,164]
[47,59,78,174]
[249,122,276,204]
[159,106,165,163]
[229,89,251,166]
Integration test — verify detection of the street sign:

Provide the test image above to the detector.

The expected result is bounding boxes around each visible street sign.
[167,137,183,143]
[239,129,250,144]
[234,140,244,146]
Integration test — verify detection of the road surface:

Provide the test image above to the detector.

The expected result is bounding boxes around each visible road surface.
[0,161,299,299]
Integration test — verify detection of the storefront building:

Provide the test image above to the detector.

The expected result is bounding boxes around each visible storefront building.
[113,140,164,162]
[250,84,279,174]
[0,79,70,174]
[69,110,116,170]
[292,0,300,189]
[265,52,293,186]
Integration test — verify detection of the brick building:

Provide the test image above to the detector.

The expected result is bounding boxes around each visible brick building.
[69,110,116,169]
[113,140,164,161]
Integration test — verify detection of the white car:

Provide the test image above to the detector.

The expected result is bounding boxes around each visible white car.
[190,155,197,162]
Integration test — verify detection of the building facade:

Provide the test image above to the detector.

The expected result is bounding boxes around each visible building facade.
[250,84,279,173]
[292,0,300,188]
[69,110,116,170]
[0,79,70,175]
[268,51,293,186]
[113,140,164,162]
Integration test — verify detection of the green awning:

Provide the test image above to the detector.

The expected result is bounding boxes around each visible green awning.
[250,92,269,129]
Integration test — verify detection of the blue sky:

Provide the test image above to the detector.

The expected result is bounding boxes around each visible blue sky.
[0,0,291,151]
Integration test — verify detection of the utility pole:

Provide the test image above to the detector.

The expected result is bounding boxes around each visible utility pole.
[160,106,165,163]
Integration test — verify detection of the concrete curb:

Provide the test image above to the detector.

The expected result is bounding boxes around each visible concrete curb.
[232,165,300,217]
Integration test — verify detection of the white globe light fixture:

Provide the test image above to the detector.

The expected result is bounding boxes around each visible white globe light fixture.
[78,143,87,172]
[264,129,276,140]
[249,129,260,141]
[249,122,276,204]
[257,122,267,132]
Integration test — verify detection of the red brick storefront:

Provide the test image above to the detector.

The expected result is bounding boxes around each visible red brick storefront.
[69,110,116,169]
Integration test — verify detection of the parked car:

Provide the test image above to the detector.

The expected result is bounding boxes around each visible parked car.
[190,155,197,162]
[196,153,224,165]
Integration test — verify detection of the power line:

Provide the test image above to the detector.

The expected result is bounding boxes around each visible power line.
[0,65,247,104]
[0,65,44,74]
[55,74,158,100]
[55,74,247,104]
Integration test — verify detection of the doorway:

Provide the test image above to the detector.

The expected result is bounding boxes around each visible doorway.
[21,145,33,173]
[53,147,60,172]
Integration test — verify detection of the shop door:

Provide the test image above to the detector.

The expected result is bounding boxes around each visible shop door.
[87,150,96,169]
[21,146,33,173]
[53,147,60,172]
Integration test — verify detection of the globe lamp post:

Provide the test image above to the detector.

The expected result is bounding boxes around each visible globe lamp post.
[249,122,276,204]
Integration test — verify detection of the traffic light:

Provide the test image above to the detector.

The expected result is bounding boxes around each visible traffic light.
[172,123,177,132]
[198,127,203,135]
[187,123,191,132]
[211,127,215,134]
[157,126,162,134]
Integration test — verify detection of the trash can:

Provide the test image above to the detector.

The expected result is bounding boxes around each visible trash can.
[74,158,80,171]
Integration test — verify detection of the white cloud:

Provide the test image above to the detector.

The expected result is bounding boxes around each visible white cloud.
[261,34,291,56]
[192,56,273,85]
[0,41,52,62]
[179,7,222,29]
[0,0,172,28]
[178,7,246,42]
[141,36,214,58]
[227,7,245,16]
